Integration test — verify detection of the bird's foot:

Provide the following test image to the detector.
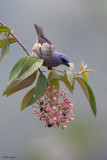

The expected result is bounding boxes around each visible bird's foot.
[48,67,52,70]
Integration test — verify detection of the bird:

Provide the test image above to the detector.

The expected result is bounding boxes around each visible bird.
[32,24,70,69]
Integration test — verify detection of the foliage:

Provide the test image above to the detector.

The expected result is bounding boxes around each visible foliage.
[0,23,97,116]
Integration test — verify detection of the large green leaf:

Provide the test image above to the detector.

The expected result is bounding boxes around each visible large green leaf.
[48,70,59,92]
[76,77,97,116]
[21,73,47,110]
[0,38,16,48]
[28,74,47,106]
[0,26,11,33]
[0,40,10,61]
[9,56,28,82]
[3,71,38,96]
[21,88,35,111]
[17,57,43,79]
[9,56,43,81]
[2,56,43,96]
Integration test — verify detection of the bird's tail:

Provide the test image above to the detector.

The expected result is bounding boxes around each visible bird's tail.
[34,24,44,36]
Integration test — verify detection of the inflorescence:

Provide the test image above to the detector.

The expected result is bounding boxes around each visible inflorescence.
[32,86,75,129]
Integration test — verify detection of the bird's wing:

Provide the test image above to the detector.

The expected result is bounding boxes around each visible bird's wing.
[39,35,52,45]
[34,24,44,36]
[34,24,52,45]
[34,24,56,56]
[41,43,56,56]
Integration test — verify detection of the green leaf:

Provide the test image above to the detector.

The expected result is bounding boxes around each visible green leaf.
[9,56,28,82]
[17,57,43,79]
[11,28,14,34]
[80,61,88,82]
[8,37,17,44]
[0,32,5,39]
[0,26,11,33]
[85,69,95,72]
[21,73,47,110]
[9,56,43,81]
[64,70,75,93]
[66,71,73,85]
[2,56,43,96]
[21,88,35,111]
[64,77,75,94]
[82,69,95,82]
[0,37,16,48]
[80,61,87,71]
[50,75,68,84]
[48,70,59,92]
[3,71,38,96]
[69,63,74,71]
[0,40,10,61]
[28,74,47,106]
[82,72,88,82]
[76,77,97,116]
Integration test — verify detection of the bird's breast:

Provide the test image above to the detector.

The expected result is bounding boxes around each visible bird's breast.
[32,43,41,57]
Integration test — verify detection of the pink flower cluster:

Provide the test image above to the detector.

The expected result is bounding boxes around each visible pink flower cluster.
[32,86,75,129]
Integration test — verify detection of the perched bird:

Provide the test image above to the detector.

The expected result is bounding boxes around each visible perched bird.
[32,24,70,69]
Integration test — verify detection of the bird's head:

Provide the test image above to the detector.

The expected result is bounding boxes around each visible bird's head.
[59,53,70,67]
[52,52,70,67]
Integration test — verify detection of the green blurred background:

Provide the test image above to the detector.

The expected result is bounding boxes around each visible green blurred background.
[0,0,107,160]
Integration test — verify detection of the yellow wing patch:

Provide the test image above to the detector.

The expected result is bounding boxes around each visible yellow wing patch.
[39,43,42,48]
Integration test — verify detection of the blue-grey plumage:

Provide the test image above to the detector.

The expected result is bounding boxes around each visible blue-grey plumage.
[32,24,70,69]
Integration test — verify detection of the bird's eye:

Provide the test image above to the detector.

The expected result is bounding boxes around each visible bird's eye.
[61,57,68,63]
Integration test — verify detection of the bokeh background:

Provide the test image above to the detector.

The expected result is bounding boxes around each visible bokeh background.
[0,0,107,160]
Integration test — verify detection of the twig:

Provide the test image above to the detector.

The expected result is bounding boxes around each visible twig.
[51,67,64,73]
[0,20,31,56]
[74,69,91,76]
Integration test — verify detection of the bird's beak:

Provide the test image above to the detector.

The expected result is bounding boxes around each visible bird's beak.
[66,62,70,67]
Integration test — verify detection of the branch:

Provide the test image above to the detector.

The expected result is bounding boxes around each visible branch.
[74,69,91,76]
[51,68,64,73]
[0,20,31,56]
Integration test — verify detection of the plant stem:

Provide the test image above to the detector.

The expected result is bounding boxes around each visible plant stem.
[0,20,31,56]
[74,69,90,76]
[52,68,64,73]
